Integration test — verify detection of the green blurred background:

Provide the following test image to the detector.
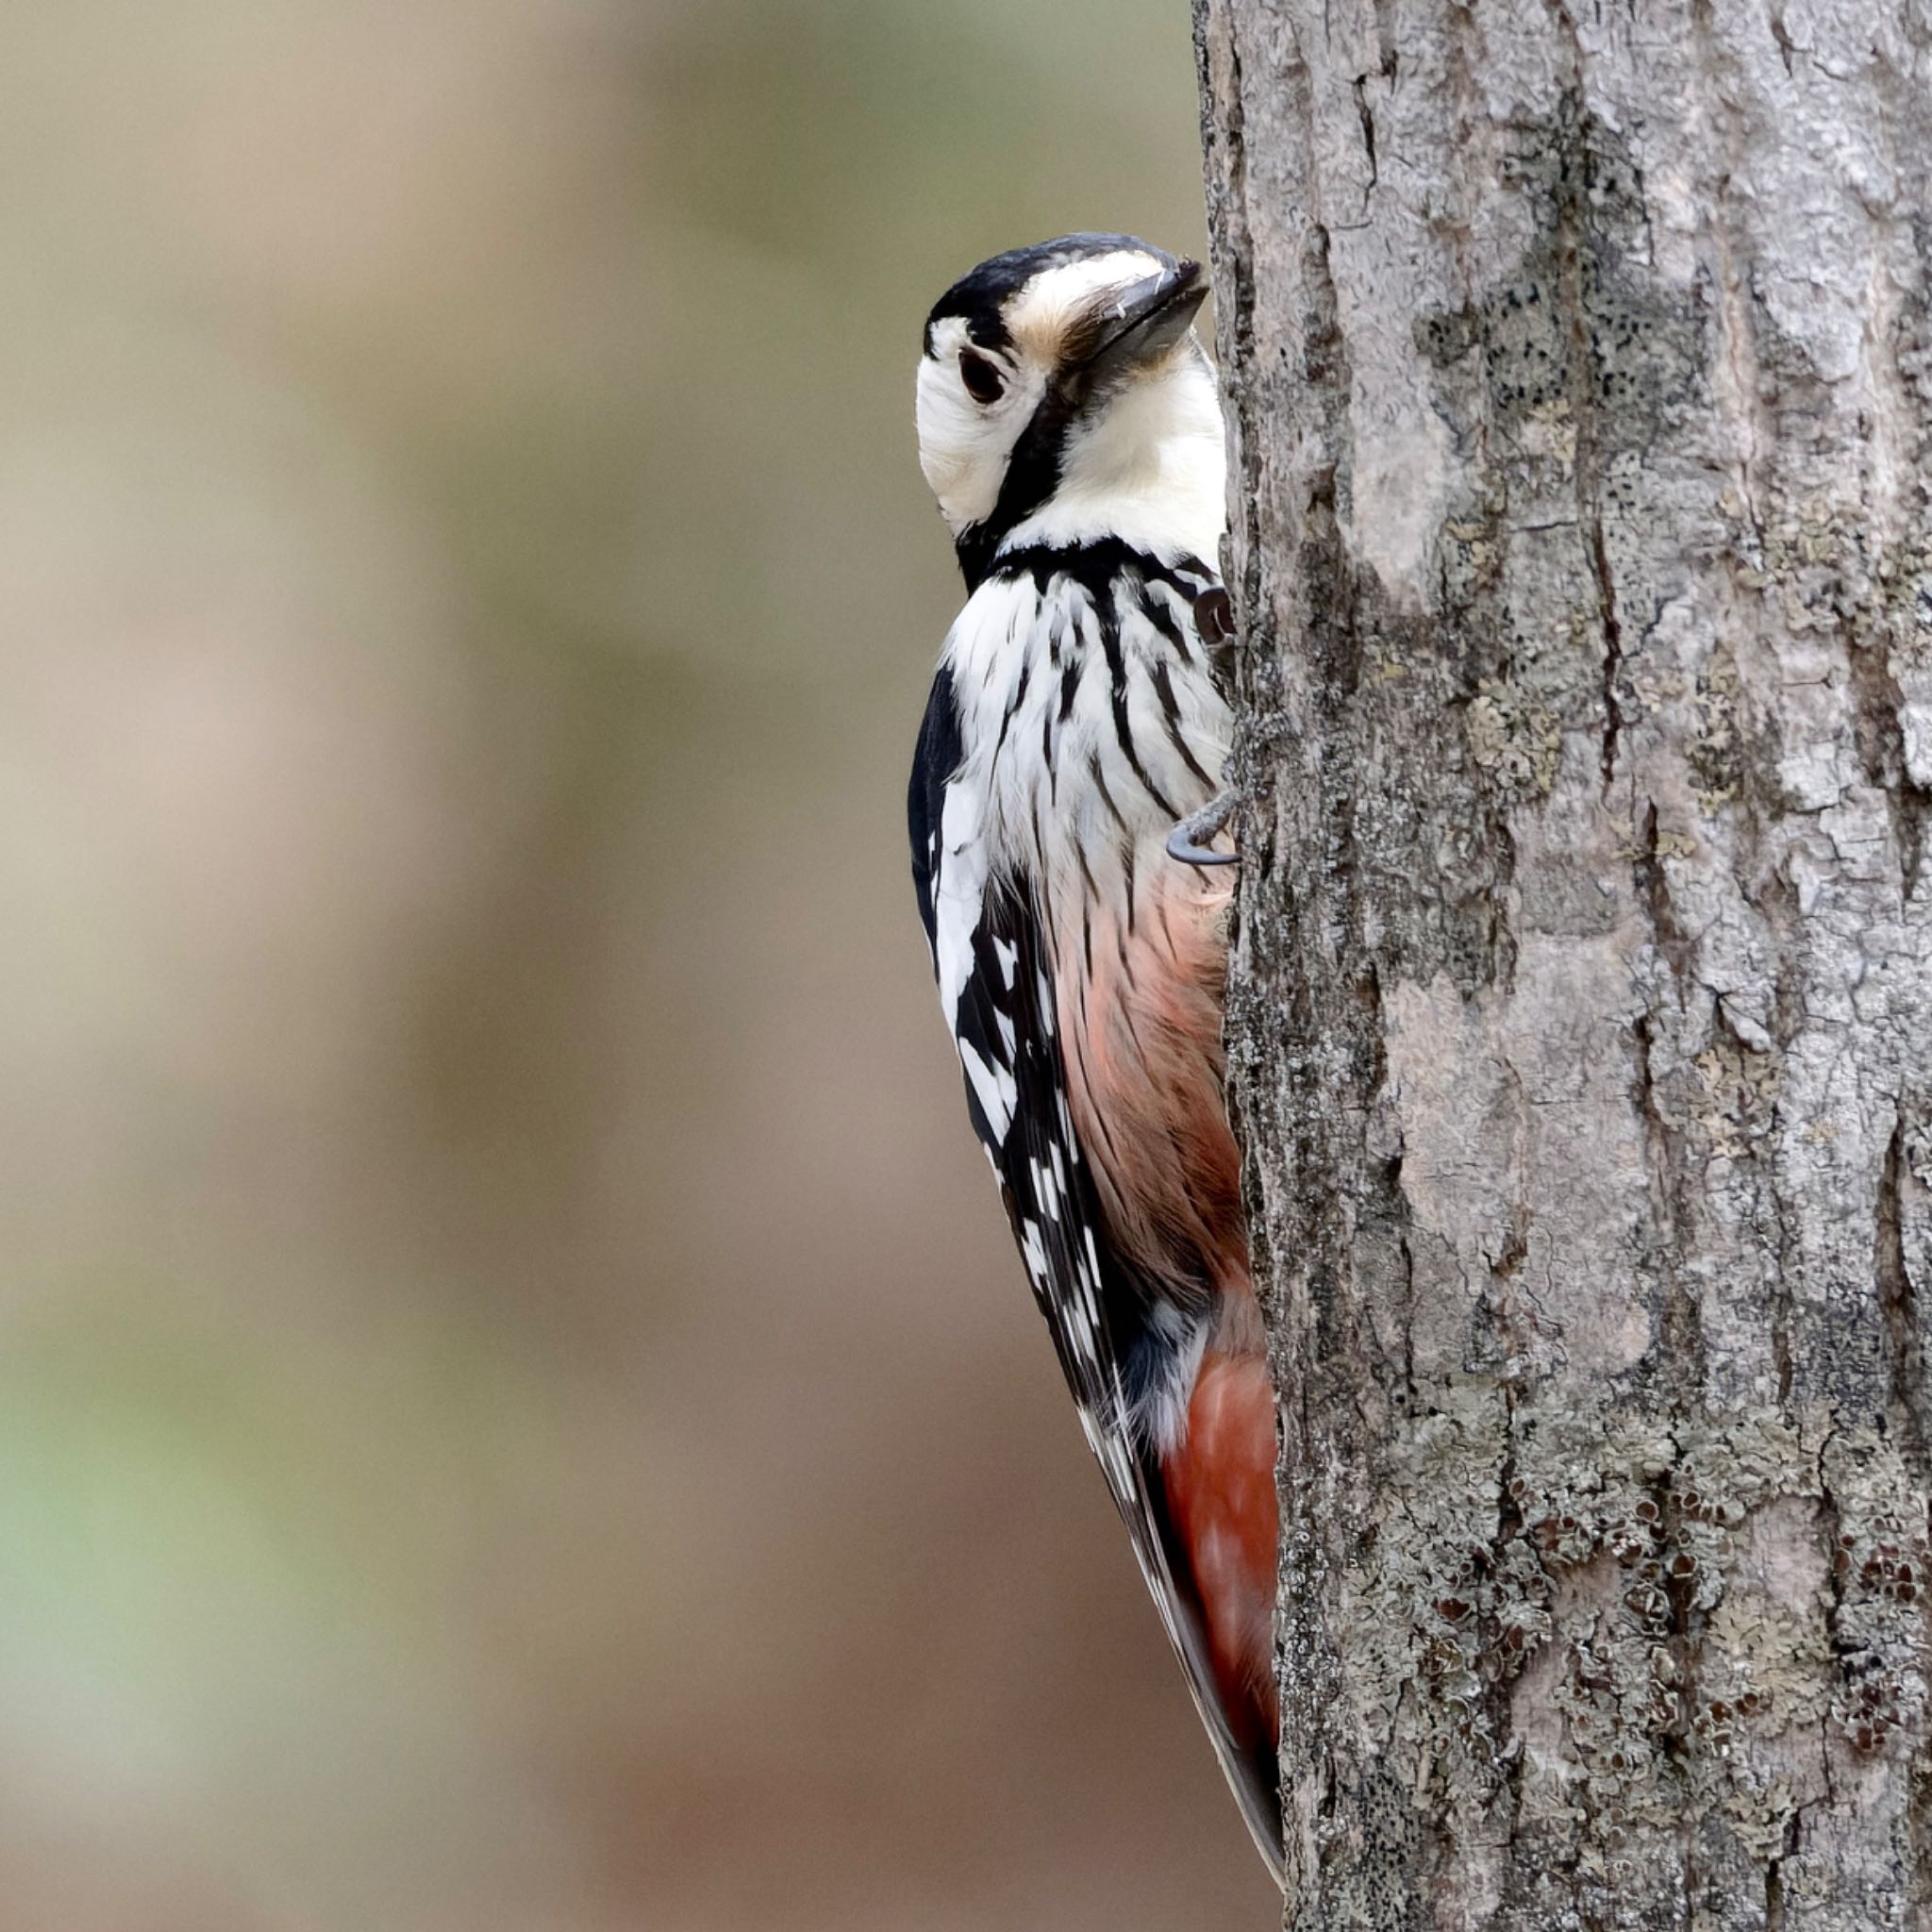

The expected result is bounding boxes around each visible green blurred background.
[0,2,1274,1925]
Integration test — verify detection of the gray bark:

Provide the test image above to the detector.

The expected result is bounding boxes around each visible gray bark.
[1191,2,1932,1924]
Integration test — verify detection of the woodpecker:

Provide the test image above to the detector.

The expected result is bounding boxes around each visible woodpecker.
[907,234,1281,1880]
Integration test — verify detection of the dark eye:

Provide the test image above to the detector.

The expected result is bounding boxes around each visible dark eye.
[959,348,1006,404]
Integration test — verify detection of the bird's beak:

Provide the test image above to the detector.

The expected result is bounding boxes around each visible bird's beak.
[1074,258,1208,389]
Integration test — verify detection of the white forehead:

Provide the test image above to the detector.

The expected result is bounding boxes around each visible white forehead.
[1001,250,1163,355]
[923,249,1165,366]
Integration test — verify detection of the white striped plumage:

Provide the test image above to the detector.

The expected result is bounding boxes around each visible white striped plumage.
[908,235,1280,1883]
[941,550,1226,920]
[939,544,1241,1373]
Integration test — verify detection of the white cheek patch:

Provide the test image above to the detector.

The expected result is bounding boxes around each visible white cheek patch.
[914,319,1044,533]
[913,254,1163,537]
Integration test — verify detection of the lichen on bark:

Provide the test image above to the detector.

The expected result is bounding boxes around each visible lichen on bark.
[1192,1,1932,1924]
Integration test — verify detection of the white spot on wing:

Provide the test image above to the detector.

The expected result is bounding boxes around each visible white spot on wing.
[958,1038,1015,1141]
[1034,1154,1059,1218]
[1019,1218,1048,1289]
[933,780,987,1018]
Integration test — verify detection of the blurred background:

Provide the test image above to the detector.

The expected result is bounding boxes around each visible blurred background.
[0,2,1274,1925]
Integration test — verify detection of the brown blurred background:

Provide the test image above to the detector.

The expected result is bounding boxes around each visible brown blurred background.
[0,2,1274,1925]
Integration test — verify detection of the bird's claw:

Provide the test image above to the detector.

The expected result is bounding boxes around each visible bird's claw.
[1167,790,1241,868]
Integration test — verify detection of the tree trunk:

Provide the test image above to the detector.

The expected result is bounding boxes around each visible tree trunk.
[1191,2,1932,1924]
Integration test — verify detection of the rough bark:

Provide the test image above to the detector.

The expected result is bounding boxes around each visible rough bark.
[1192,2,1932,1924]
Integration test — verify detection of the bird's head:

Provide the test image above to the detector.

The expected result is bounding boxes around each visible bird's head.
[915,233,1222,587]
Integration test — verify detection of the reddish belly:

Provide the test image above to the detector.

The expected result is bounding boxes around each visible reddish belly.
[1055,868,1243,1298]
[1052,862,1275,1737]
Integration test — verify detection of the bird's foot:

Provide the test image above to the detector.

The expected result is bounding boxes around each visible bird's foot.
[1167,790,1241,868]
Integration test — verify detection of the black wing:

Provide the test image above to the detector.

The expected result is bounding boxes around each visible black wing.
[908,666,1284,1881]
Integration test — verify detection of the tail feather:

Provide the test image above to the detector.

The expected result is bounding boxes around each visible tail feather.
[1158,1348,1281,1873]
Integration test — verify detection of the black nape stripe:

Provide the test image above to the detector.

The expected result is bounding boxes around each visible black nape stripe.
[991,539,1211,603]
